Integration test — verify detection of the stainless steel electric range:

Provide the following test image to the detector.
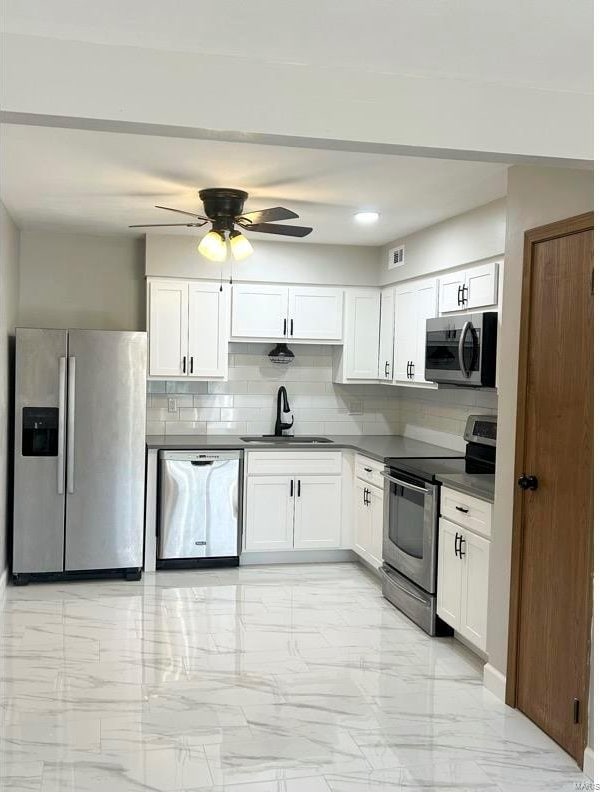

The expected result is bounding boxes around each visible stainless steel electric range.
[381,415,497,635]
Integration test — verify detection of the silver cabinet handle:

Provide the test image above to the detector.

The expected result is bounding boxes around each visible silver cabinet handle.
[379,471,429,494]
[67,356,76,493]
[458,320,472,378]
[57,356,67,494]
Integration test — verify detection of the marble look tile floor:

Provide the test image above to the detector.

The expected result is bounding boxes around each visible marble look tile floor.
[0,563,587,791]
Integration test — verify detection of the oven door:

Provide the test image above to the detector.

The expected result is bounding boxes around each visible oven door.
[424,315,483,386]
[382,468,439,594]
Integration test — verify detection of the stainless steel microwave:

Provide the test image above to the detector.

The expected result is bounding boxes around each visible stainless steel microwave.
[424,311,497,387]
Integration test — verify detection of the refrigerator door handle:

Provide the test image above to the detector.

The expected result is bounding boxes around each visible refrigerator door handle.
[67,356,76,493]
[57,356,67,494]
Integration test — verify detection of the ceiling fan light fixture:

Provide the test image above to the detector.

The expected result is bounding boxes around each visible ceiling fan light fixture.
[198,229,227,262]
[354,211,380,224]
[229,230,253,261]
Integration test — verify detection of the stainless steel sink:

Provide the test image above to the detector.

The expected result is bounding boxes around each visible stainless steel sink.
[241,436,333,444]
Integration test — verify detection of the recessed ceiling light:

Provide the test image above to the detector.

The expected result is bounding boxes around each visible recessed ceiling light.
[354,211,380,224]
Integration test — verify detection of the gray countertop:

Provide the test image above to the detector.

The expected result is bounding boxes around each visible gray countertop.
[146,434,463,463]
[437,472,495,503]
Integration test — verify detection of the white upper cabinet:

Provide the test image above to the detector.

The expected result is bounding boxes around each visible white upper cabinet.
[335,289,381,382]
[378,287,395,381]
[148,279,228,379]
[231,284,289,338]
[187,282,229,378]
[393,277,438,384]
[231,284,343,342]
[148,279,189,378]
[439,262,499,313]
[287,287,343,341]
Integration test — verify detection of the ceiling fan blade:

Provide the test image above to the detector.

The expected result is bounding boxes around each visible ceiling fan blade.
[129,222,208,228]
[155,205,208,220]
[238,206,299,224]
[243,222,313,238]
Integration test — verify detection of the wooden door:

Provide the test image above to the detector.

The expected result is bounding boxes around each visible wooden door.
[244,476,295,551]
[436,518,462,630]
[378,288,395,380]
[288,287,344,340]
[507,212,593,766]
[148,279,188,377]
[293,476,342,549]
[187,282,228,378]
[459,528,490,652]
[231,284,288,338]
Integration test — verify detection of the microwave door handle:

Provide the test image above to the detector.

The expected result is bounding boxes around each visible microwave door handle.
[458,320,472,378]
[379,472,429,494]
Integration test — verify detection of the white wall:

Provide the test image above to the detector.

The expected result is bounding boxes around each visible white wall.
[379,198,506,286]
[487,165,594,682]
[18,231,145,330]
[146,236,380,286]
[0,202,20,583]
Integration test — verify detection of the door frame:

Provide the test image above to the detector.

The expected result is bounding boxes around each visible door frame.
[505,212,594,740]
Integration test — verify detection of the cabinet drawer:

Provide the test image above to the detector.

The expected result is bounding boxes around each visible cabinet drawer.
[354,454,384,488]
[441,487,492,539]
[246,450,342,477]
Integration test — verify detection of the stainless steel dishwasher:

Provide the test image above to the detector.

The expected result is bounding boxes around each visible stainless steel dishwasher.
[158,450,242,568]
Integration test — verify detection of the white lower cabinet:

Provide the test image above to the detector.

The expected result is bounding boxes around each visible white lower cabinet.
[244,453,342,552]
[353,476,383,571]
[294,476,342,549]
[245,476,295,551]
[437,515,490,652]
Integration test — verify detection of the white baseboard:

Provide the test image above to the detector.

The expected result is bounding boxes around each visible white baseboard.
[483,662,506,701]
[583,746,594,780]
[0,566,8,602]
[240,549,355,566]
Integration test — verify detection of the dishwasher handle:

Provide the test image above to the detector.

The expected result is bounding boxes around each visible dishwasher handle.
[190,461,214,466]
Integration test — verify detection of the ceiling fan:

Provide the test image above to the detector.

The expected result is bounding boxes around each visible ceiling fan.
[129,188,313,261]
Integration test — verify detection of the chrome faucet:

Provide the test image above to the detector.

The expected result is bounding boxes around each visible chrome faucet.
[274,386,294,436]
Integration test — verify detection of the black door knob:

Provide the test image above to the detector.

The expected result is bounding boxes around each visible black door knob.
[518,474,538,491]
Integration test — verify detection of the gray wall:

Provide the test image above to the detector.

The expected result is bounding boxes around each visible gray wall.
[0,202,20,580]
[379,198,506,286]
[18,231,145,330]
[146,235,381,286]
[488,165,593,680]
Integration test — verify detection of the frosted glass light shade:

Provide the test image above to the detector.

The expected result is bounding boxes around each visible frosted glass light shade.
[198,230,227,261]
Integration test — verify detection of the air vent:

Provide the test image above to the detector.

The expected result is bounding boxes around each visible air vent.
[388,244,405,269]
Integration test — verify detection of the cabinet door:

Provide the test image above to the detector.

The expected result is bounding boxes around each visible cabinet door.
[460,528,490,651]
[187,282,228,378]
[344,290,381,379]
[368,485,384,567]
[392,283,416,382]
[464,262,498,310]
[148,280,188,377]
[378,288,395,380]
[353,481,371,558]
[245,476,295,551]
[436,518,462,629]
[288,287,343,340]
[439,270,465,314]
[231,284,288,338]
[412,278,439,382]
[294,476,342,549]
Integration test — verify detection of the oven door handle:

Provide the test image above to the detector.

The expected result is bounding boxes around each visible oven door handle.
[457,320,473,378]
[379,472,429,494]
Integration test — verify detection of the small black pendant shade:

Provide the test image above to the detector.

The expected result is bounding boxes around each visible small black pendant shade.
[267,343,295,365]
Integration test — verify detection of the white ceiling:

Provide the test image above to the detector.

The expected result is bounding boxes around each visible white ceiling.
[0,124,507,245]
[2,0,592,94]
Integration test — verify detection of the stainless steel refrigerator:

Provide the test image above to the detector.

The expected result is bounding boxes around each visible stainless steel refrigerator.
[12,328,147,583]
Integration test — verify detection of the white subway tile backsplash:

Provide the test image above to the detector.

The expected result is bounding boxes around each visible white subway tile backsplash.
[147,344,497,439]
